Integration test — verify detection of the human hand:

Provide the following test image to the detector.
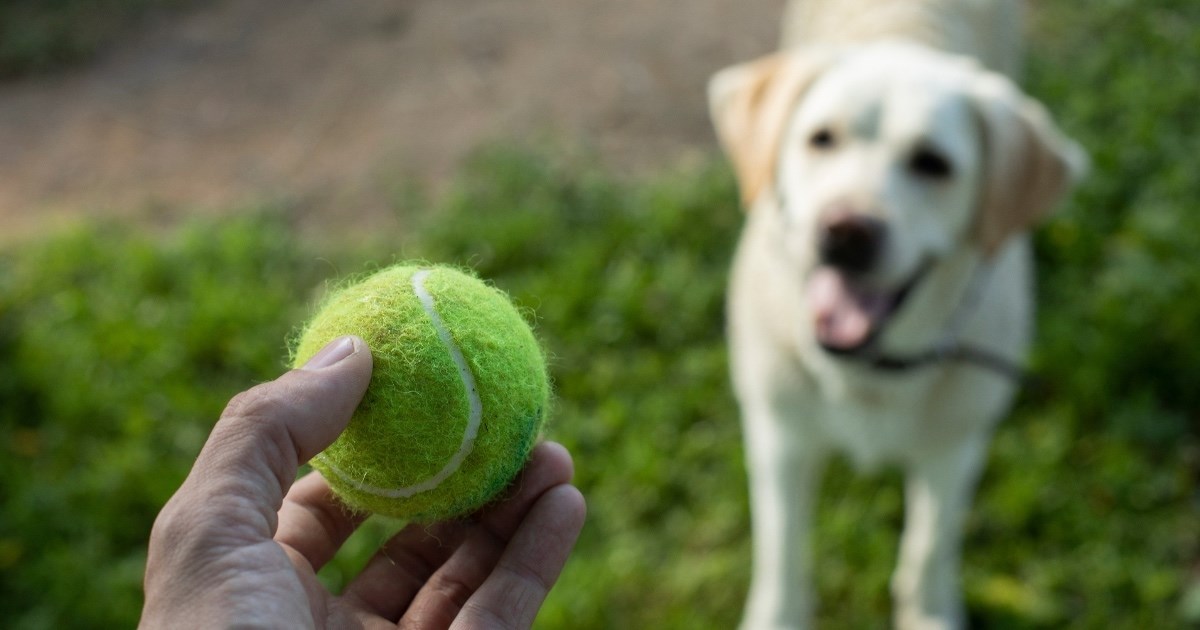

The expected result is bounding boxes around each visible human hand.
[141,336,586,629]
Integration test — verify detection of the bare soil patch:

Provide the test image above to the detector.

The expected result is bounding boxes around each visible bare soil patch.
[0,0,784,239]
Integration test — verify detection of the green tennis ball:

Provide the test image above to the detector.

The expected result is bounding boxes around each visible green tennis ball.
[291,264,549,522]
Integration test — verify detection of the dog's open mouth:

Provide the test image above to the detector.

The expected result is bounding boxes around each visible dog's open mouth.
[806,264,928,353]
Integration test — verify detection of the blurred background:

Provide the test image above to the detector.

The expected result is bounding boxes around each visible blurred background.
[0,0,1197,628]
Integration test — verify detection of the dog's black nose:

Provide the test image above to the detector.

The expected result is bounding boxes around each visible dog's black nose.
[818,213,885,274]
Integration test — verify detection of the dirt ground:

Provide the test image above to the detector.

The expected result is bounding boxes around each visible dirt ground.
[0,0,787,240]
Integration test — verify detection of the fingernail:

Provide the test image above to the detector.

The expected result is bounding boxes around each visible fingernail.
[302,336,356,370]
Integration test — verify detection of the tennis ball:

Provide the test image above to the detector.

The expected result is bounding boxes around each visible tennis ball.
[291,264,549,522]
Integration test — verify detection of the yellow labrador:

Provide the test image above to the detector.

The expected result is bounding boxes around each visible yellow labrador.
[708,1,1086,628]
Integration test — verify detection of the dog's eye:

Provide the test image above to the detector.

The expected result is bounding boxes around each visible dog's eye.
[809,128,836,150]
[910,148,953,179]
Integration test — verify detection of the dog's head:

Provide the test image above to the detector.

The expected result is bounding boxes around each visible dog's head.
[709,42,1087,352]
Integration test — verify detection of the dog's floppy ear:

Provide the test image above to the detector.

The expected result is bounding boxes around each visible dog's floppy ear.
[971,75,1088,255]
[708,50,834,209]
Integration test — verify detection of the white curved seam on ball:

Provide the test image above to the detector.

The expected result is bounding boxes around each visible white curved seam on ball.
[316,268,483,498]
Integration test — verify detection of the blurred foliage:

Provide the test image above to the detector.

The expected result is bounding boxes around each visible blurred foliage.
[0,0,195,79]
[1,0,1198,628]
[1029,0,1200,449]
[0,213,339,627]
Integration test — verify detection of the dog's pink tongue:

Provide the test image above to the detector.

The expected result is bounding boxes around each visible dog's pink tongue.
[807,268,890,350]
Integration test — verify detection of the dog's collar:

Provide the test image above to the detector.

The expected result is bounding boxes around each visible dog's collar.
[821,257,1028,382]
[830,337,1027,381]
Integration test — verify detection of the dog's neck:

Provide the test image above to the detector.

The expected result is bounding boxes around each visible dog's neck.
[873,244,982,354]
[779,0,1023,78]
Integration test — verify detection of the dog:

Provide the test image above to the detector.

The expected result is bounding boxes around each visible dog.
[707,1,1087,628]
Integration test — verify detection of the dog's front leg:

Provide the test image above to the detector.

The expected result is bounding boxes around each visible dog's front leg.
[740,405,827,630]
[892,434,990,630]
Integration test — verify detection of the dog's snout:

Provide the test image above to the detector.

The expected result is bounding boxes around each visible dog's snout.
[818,213,886,274]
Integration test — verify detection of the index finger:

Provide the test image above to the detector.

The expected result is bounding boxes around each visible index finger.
[453,483,586,630]
[275,471,369,571]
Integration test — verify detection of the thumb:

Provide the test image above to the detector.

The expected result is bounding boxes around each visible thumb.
[167,336,372,540]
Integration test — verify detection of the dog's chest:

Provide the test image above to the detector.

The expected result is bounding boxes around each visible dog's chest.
[790,355,1016,469]
[807,374,928,468]
[802,365,992,469]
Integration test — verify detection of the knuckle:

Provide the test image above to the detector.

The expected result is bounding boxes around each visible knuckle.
[222,382,278,421]
[433,573,477,615]
[505,556,553,596]
[148,495,190,551]
[204,382,301,492]
[456,599,520,630]
[218,385,293,453]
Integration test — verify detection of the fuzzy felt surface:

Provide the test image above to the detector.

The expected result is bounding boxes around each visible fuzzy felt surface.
[291,264,549,521]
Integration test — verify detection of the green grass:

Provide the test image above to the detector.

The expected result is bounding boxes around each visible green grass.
[1,0,1198,628]
[0,213,338,627]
